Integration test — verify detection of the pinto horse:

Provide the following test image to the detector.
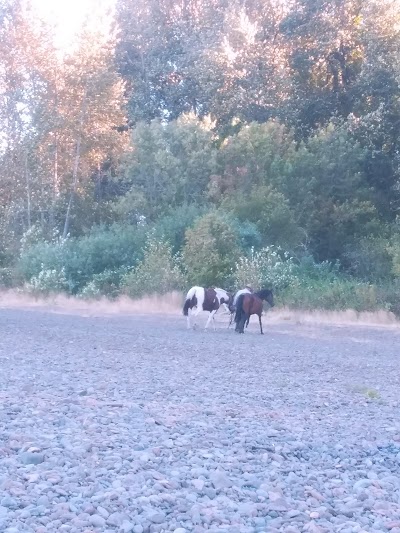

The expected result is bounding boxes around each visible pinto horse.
[228,286,253,328]
[183,286,232,330]
[234,289,274,334]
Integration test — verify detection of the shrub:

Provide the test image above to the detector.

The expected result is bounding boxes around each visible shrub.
[294,255,341,283]
[122,238,186,298]
[79,267,131,300]
[0,267,14,288]
[17,224,146,294]
[279,278,385,312]
[344,236,393,281]
[24,265,69,296]
[18,239,69,285]
[233,246,297,291]
[152,204,207,253]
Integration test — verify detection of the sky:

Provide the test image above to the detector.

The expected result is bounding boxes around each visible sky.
[31,0,116,51]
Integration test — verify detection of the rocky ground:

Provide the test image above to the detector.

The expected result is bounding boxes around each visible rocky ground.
[0,308,400,533]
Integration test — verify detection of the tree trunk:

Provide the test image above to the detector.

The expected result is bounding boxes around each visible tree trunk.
[24,150,31,229]
[62,85,88,239]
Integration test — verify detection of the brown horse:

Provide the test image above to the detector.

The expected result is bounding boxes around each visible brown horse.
[234,289,274,334]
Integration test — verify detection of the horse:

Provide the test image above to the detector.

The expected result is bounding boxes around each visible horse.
[183,286,233,330]
[228,286,253,328]
[234,289,274,334]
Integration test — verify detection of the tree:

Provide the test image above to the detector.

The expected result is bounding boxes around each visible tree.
[182,212,241,286]
[115,115,217,221]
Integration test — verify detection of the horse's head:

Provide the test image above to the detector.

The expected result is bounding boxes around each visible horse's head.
[258,289,274,307]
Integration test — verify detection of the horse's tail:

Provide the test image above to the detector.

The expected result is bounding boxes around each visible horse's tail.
[183,286,196,316]
[234,293,245,324]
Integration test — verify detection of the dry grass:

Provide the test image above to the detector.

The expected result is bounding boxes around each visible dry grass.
[0,290,398,328]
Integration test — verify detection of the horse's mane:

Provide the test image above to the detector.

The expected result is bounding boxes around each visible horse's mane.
[255,288,272,299]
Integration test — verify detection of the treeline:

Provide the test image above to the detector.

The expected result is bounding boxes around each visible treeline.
[1,0,400,312]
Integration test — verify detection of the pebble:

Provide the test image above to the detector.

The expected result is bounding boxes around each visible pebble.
[19,452,45,465]
[89,514,107,528]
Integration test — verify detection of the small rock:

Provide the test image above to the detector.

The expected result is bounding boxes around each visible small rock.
[97,506,109,518]
[107,512,125,526]
[120,521,135,532]
[210,469,232,489]
[20,452,45,465]
[89,514,107,528]
[1,496,17,509]
[147,510,166,524]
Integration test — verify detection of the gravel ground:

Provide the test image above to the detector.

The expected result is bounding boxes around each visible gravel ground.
[0,308,400,533]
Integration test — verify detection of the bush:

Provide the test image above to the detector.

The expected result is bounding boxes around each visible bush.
[280,278,385,312]
[152,204,207,253]
[222,185,303,249]
[24,265,69,296]
[0,267,15,288]
[344,236,393,281]
[18,239,69,286]
[122,237,186,298]
[294,255,341,283]
[273,255,392,312]
[233,246,297,290]
[17,224,146,294]
[79,267,131,300]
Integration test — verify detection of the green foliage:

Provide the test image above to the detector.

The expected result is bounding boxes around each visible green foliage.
[222,185,303,249]
[18,239,69,286]
[344,235,393,281]
[280,278,384,313]
[79,267,130,299]
[388,233,400,280]
[210,121,297,199]
[182,212,241,287]
[152,203,207,253]
[115,117,217,220]
[294,255,342,281]
[24,265,69,296]
[285,122,380,261]
[230,219,262,250]
[122,237,186,298]
[0,267,14,288]
[18,224,146,293]
[233,246,297,291]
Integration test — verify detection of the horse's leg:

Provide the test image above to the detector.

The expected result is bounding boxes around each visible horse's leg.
[191,307,202,329]
[186,308,191,329]
[239,314,248,333]
[205,309,217,330]
[258,313,263,335]
[245,316,250,328]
